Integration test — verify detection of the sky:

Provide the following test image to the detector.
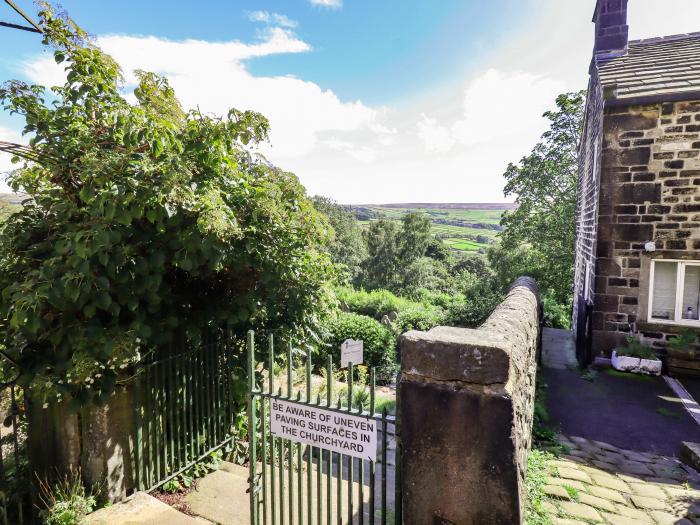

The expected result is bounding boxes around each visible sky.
[2,1,700,204]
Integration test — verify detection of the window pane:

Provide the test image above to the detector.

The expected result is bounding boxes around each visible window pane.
[682,265,700,321]
[652,262,677,320]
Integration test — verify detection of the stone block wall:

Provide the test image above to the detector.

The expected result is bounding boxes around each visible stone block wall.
[591,100,700,355]
[398,277,541,524]
[573,68,604,343]
[27,385,137,503]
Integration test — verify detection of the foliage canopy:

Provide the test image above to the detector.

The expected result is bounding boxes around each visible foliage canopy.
[499,91,585,305]
[0,7,335,405]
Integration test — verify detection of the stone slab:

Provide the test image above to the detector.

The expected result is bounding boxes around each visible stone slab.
[87,492,206,525]
[186,469,250,525]
[682,442,700,473]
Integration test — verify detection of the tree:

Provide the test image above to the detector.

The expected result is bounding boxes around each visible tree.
[398,212,431,263]
[311,196,367,285]
[499,91,585,305]
[361,212,439,293]
[362,219,400,290]
[0,7,335,405]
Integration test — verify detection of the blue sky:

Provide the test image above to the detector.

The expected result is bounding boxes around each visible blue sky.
[2,0,700,203]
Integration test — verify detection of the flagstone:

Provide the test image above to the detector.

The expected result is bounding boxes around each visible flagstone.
[577,492,617,512]
[586,485,627,504]
[600,511,653,525]
[649,510,693,525]
[630,494,669,510]
[559,501,602,522]
[591,474,631,493]
[558,467,592,484]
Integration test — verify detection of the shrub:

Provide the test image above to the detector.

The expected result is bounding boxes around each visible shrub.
[319,313,397,383]
[667,330,698,352]
[0,8,336,406]
[335,287,424,318]
[615,336,657,360]
[443,281,503,328]
[542,293,571,330]
[393,307,444,333]
[39,470,97,525]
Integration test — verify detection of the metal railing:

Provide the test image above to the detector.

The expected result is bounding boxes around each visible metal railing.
[247,331,402,525]
[0,382,28,525]
[133,332,240,491]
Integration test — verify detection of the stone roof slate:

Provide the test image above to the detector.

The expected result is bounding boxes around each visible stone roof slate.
[597,32,700,101]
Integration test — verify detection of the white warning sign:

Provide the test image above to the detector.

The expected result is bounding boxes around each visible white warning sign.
[340,339,363,368]
[270,398,377,461]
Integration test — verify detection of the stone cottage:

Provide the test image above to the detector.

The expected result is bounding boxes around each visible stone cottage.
[573,0,700,373]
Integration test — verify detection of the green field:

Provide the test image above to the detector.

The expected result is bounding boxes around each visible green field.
[352,203,514,253]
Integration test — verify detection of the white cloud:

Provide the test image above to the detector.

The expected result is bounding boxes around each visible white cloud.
[416,70,563,161]
[416,114,455,154]
[323,137,377,163]
[248,11,297,29]
[22,30,385,162]
[11,0,700,204]
[451,70,563,147]
[628,0,700,40]
[310,0,342,9]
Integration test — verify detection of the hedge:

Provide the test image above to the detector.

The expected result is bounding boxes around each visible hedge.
[318,312,397,383]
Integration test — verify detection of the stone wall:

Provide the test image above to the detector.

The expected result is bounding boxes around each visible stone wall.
[398,277,541,524]
[27,385,137,503]
[573,67,605,345]
[592,100,700,356]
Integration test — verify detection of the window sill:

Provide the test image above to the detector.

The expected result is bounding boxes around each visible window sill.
[638,320,700,333]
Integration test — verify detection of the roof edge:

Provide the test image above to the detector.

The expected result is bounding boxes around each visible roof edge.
[604,90,700,108]
[629,31,700,46]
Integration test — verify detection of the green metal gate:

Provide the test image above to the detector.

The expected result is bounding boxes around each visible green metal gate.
[133,331,240,491]
[246,331,401,525]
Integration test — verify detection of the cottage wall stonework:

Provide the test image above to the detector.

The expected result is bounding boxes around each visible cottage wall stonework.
[589,100,700,361]
[573,68,605,344]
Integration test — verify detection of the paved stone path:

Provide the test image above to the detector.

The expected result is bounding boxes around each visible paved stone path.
[542,435,700,524]
[87,492,210,525]
[87,426,397,524]
[542,328,578,370]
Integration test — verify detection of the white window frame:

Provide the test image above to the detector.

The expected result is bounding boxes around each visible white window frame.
[584,261,593,302]
[648,259,700,327]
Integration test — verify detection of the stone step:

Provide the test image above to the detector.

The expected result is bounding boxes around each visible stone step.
[186,468,251,525]
[86,492,209,525]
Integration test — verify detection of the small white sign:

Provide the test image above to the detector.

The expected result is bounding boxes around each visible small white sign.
[270,399,377,461]
[340,339,363,368]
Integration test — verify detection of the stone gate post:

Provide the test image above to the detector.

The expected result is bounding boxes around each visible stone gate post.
[398,277,541,525]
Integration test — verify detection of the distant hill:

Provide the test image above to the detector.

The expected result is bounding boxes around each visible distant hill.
[354,203,516,211]
[0,193,22,220]
[349,203,513,254]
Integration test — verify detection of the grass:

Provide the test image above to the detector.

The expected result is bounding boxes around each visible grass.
[562,484,580,501]
[525,449,554,525]
[656,407,682,419]
[374,394,396,414]
[353,204,508,253]
[580,368,597,382]
[605,368,655,382]
[442,238,483,251]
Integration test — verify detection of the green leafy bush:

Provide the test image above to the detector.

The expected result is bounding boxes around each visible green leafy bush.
[541,293,571,330]
[615,336,657,360]
[0,7,335,406]
[335,286,444,334]
[161,449,223,493]
[39,470,97,525]
[393,307,444,333]
[335,287,419,318]
[667,330,698,352]
[319,313,397,383]
[443,281,503,328]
